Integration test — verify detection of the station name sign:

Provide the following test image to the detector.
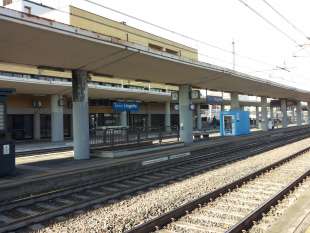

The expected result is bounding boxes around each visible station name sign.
[112,102,139,112]
[270,100,281,107]
[270,99,297,107]
[206,95,223,104]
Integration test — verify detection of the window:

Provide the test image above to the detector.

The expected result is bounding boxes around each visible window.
[3,0,13,6]
[149,43,163,51]
[165,48,179,56]
[24,6,31,14]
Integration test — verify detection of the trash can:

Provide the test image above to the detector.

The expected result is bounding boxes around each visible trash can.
[0,141,15,177]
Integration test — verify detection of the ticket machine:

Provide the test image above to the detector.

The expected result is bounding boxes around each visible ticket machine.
[220,110,250,136]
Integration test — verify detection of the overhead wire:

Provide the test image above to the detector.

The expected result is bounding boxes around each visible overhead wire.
[260,0,309,40]
[21,0,295,79]
[81,0,281,68]
[72,0,310,88]
[237,0,310,87]
[260,0,310,60]
[237,0,302,47]
[20,0,280,72]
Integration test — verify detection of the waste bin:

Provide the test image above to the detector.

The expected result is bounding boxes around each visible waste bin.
[0,141,15,177]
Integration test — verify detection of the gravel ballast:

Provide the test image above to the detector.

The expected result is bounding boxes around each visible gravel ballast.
[249,177,310,233]
[38,138,310,233]
[159,151,310,232]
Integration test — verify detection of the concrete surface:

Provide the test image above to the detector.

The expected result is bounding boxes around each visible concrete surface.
[268,189,310,233]
[0,125,307,203]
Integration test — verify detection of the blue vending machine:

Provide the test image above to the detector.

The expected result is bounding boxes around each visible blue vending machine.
[220,110,250,136]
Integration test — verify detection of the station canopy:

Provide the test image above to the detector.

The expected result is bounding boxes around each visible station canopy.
[1,7,310,101]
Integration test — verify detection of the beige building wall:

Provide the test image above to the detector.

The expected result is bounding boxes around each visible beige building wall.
[69,6,198,61]
[0,5,188,97]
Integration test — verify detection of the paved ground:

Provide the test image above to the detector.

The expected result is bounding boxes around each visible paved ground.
[268,188,310,233]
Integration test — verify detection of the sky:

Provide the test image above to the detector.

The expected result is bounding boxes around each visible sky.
[7,0,310,91]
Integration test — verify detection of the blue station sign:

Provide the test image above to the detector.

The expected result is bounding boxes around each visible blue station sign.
[206,95,223,104]
[112,102,139,112]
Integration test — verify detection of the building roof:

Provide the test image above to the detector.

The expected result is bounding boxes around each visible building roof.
[0,7,310,101]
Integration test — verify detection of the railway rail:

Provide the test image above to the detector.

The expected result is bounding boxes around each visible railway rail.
[127,145,310,233]
[0,127,309,232]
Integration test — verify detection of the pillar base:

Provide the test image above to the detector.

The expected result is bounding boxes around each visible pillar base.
[73,101,90,160]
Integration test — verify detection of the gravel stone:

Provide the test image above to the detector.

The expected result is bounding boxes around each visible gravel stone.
[37,138,310,233]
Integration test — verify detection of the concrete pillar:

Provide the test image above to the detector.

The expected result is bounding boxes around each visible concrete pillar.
[72,70,90,160]
[196,104,202,130]
[230,92,240,110]
[281,99,288,128]
[261,97,268,131]
[51,95,64,142]
[308,102,310,125]
[256,106,260,128]
[120,111,127,127]
[296,101,302,126]
[33,111,40,140]
[179,85,193,145]
[165,101,171,132]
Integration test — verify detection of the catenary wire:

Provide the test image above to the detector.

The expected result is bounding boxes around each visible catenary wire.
[78,0,281,68]
[237,0,302,47]
[261,0,309,40]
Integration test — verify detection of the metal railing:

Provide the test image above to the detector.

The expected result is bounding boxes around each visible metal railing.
[90,126,180,147]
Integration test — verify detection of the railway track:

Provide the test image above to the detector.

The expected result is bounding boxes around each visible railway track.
[127,146,310,233]
[0,128,309,232]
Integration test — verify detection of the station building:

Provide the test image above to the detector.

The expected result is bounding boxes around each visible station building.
[0,0,199,141]
[1,0,309,143]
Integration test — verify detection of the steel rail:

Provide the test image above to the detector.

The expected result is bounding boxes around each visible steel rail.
[226,168,310,232]
[126,146,310,233]
[0,128,308,232]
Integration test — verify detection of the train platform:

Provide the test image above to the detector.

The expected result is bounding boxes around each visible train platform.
[16,140,73,155]
[15,129,219,156]
[0,125,308,203]
[268,188,310,233]
[14,128,257,156]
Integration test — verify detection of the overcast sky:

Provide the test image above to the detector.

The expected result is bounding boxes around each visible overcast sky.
[14,0,310,91]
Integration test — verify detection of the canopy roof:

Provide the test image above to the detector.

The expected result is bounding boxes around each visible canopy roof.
[0,7,309,101]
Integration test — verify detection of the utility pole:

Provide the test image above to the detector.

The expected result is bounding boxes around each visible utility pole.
[232,39,236,70]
